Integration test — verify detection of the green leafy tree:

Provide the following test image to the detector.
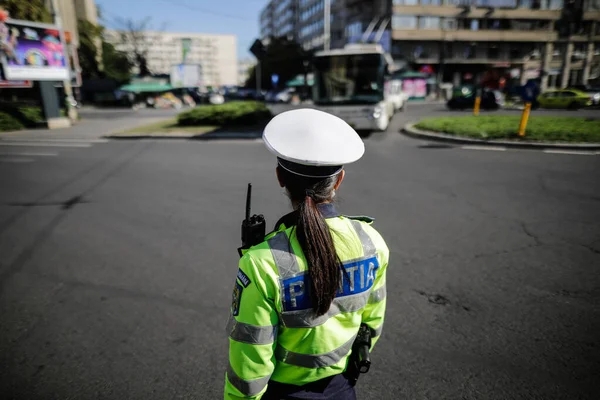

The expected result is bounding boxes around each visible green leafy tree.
[0,0,52,23]
[245,37,310,90]
[101,41,131,84]
[77,19,131,84]
[77,19,103,79]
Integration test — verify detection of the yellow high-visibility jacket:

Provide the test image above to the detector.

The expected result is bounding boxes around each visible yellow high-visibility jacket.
[225,203,389,399]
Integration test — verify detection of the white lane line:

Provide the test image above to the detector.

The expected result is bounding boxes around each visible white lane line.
[0,157,34,163]
[0,142,91,148]
[0,138,108,143]
[0,152,58,157]
[462,145,507,152]
[543,149,599,156]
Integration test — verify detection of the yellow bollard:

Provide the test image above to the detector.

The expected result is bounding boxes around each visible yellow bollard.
[473,96,481,116]
[518,102,532,137]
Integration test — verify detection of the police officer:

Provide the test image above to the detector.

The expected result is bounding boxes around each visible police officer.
[225,109,389,400]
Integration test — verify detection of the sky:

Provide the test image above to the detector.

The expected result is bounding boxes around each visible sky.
[97,0,266,61]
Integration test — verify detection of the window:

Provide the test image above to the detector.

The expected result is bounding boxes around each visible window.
[393,0,419,4]
[548,0,561,9]
[421,0,441,4]
[510,49,522,59]
[443,18,457,30]
[519,0,531,7]
[419,17,440,30]
[487,46,499,59]
[465,44,477,59]
[392,15,418,29]
[470,19,479,31]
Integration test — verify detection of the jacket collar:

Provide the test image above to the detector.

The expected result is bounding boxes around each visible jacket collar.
[273,203,341,230]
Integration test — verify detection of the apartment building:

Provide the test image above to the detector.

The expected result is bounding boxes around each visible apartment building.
[104,31,238,87]
[391,0,600,88]
[259,0,600,88]
[261,0,389,51]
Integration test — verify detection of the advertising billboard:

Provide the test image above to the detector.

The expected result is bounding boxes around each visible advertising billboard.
[0,19,69,81]
[170,64,202,88]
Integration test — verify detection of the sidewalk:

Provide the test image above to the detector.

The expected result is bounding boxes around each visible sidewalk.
[0,113,170,140]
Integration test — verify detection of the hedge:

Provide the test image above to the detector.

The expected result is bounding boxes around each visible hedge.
[0,105,46,131]
[177,101,272,127]
[415,116,600,143]
[0,112,25,131]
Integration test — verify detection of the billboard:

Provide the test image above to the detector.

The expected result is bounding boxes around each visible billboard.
[170,64,202,88]
[0,19,69,81]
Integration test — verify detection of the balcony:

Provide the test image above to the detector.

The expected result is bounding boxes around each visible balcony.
[392,5,562,20]
[392,29,557,42]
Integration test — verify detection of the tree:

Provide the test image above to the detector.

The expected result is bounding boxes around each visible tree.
[77,19,132,84]
[0,0,52,23]
[101,41,131,84]
[115,17,154,77]
[245,37,309,90]
[77,19,102,79]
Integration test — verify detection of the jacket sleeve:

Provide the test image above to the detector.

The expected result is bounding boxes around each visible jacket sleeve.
[361,226,389,350]
[225,253,279,400]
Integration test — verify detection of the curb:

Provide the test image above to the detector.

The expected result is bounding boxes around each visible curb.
[105,133,196,140]
[104,131,263,140]
[402,123,600,150]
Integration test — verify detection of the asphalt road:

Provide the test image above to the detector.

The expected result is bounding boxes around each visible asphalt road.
[1,104,599,399]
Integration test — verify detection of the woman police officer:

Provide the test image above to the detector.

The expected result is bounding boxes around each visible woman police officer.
[225,109,389,400]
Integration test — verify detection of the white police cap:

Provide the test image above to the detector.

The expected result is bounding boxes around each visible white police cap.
[263,109,365,178]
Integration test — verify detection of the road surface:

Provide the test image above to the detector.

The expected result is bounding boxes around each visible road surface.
[1,104,599,399]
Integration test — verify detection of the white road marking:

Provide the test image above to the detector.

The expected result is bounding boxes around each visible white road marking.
[0,142,91,148]
[0,138,108,144]
[0,152,58,157]
[0,157,34,163]
[543,149,599,156]
[462,145,507,152]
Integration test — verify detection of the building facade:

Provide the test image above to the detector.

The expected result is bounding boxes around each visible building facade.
[391,0,600,88]
[104,31,238,87]
[259,0,600,88]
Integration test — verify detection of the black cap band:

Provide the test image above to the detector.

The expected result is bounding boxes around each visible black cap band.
[277,158,343,178]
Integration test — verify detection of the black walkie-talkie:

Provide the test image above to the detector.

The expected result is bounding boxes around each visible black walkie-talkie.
[238,183,266,257]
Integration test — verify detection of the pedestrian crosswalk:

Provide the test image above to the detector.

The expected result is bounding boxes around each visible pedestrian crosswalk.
[0,137,107,163]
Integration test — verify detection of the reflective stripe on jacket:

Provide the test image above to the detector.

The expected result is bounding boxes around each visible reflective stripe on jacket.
[225,203,389,399]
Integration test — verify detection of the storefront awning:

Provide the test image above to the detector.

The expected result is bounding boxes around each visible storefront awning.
[118,82,174,93]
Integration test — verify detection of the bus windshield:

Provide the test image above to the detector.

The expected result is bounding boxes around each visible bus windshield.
[314,53,385,105]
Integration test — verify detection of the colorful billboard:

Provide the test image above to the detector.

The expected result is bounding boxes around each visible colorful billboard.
[0,19,69,81]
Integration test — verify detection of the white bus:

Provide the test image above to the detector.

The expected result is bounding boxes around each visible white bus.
[312,43,403,132]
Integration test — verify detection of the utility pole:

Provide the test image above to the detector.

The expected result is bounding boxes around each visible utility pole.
[50,0,77,121]
[324,0,331,51]
[256,61,261,93]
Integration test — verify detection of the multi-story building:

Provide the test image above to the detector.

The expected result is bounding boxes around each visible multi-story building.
[259,0,600,88]
[391,0,600,88]
[104,31,238,87]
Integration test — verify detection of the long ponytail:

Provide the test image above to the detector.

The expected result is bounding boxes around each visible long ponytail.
[278,167,341,316]
[296,193,341,316]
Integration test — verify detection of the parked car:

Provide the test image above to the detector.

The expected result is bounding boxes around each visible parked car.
[568,85,600,105]
[537,89,593,109]
[265,88,296,103]
[447,86,500,110]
